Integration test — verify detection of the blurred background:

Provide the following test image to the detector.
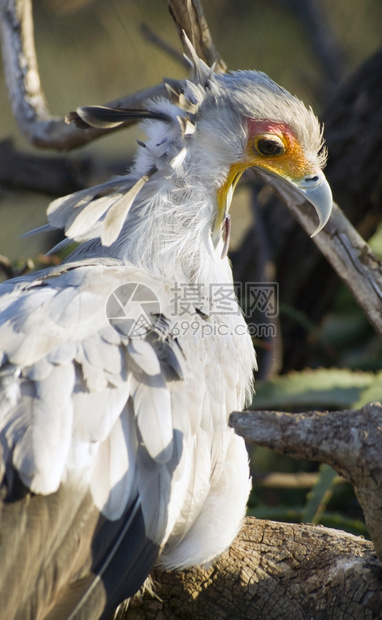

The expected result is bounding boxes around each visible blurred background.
[0,0,381,538]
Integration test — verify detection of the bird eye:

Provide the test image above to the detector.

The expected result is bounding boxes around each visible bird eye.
[254,135,285,157]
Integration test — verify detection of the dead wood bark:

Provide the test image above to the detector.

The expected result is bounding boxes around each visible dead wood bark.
[114,402,382,619]
[230,402,382,564]
[0,0,174,149]
[115,517,381,620]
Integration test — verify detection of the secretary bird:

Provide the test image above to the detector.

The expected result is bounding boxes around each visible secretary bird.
[0,41,332,619]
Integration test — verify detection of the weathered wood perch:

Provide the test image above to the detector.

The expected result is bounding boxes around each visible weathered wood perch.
[230,402,382,564]
[116,517,382,619]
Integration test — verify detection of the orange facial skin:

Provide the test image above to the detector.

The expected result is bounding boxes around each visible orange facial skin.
[245,119,314,180]
[214,119,316,243]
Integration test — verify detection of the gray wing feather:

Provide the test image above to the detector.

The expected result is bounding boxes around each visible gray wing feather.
[131,373,173,464]
[101,175,149,247]
[90,405,138,520]
[0,259,183,523]
[47,179,124,230]
[72,381,131,445]
[11,364,75,494]
[127,339,161,376]
[25,356,53,381]
[46,173,152,247]
[47,341,77,365]
[65,194,119,238]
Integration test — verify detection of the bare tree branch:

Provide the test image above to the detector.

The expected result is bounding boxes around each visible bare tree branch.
[230,402,382,563]
[0,0,170,149]
[254,168,382,340]
[0,0,225,151]
[0,0,169,150]
[0,138,121,195]
[1,2,382,618]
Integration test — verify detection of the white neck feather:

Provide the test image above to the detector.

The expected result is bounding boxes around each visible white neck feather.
[113,179,231,287]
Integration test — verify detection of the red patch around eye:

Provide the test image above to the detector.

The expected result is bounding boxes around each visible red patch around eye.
[247,119,296,144]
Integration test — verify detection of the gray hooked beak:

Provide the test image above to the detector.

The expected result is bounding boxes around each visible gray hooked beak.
[254,167,333,237]
[294,170,333,237]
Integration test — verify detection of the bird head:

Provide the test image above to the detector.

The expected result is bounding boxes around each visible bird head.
[63,40,332,256]
[183,67,331,250]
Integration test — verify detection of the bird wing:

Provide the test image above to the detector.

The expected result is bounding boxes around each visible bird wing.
[0,258,181,618]
[0,257,251,618]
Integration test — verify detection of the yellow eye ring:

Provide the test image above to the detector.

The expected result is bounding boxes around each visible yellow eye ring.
[253,134,285,157]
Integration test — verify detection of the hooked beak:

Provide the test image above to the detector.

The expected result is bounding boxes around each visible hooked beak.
[293,170,332,236]
[254,167,332,237]
[214,164,332,254]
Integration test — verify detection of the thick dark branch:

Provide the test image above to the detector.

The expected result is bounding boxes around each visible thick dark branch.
[230,402,382,562]
[0,139,121,195]
[116,517,381,619]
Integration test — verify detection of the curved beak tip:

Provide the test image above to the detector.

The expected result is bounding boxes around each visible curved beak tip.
[298,174,333,237]
[252,166,333,238]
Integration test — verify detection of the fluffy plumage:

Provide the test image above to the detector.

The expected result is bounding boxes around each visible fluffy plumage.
[0,40,331,619]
